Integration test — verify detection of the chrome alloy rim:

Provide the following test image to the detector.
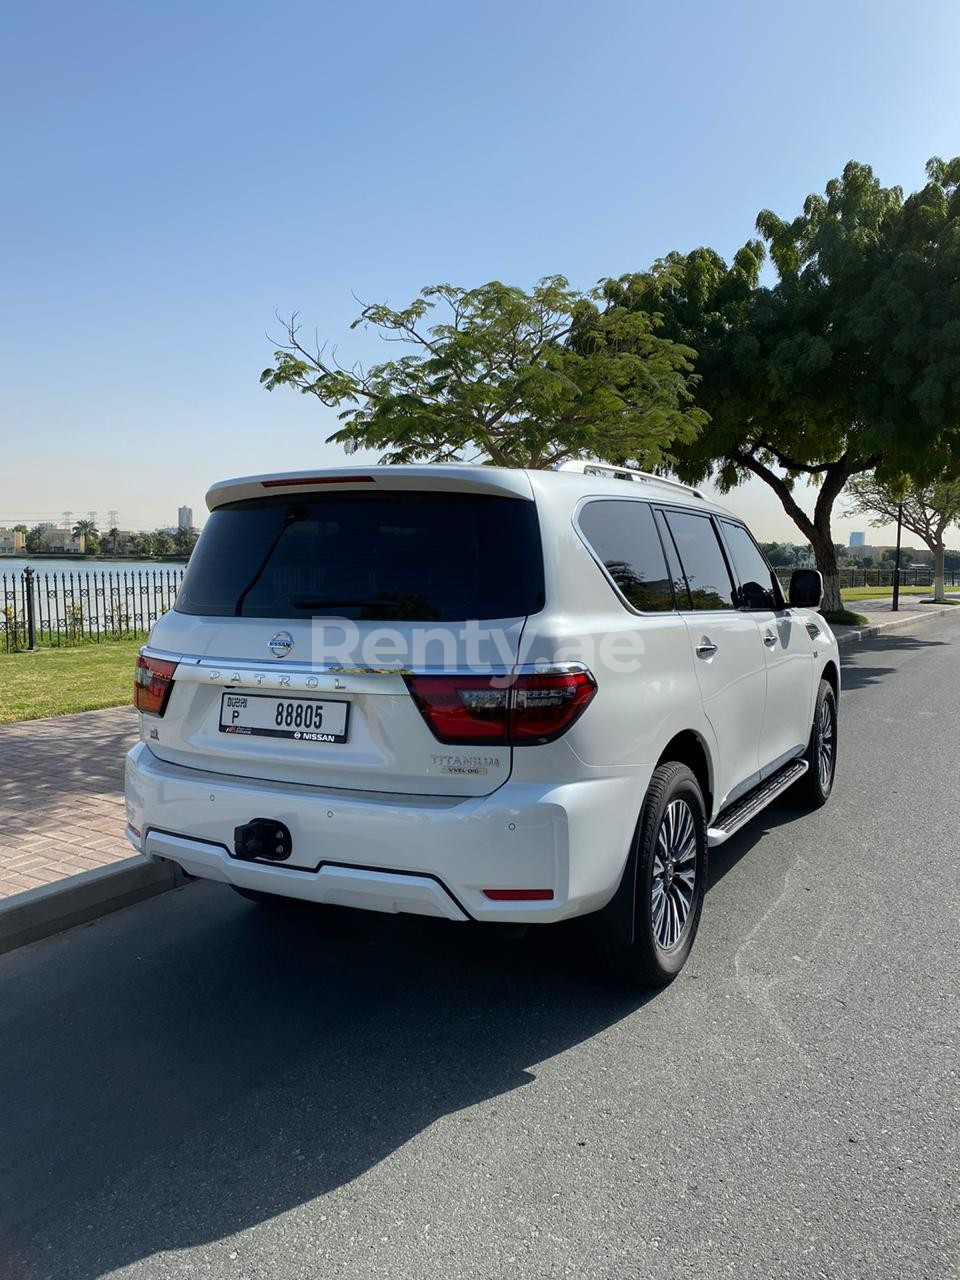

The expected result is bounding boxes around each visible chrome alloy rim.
[818,697,835,788]
[651,799,698,950]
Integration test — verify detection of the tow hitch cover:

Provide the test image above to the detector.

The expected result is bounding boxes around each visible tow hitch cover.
[234,818,293,862]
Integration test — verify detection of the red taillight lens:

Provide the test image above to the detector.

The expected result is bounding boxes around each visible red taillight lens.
[405,670,596,746]
[134,654,178,716]
[509,672,598,743]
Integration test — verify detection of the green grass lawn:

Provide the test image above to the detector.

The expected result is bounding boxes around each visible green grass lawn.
[839,585,959,602]
[0,637,143,724]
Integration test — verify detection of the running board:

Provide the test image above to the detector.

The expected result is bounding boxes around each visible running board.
[707,759,808,847]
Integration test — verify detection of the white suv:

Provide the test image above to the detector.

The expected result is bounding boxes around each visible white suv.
[125,462,839,985]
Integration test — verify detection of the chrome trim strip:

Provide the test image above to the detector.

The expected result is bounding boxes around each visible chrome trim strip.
[140,646,589,682]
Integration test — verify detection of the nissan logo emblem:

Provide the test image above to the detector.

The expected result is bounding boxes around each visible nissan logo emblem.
[268,631,294,659]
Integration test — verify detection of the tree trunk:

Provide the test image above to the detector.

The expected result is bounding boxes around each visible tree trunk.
[810,526,842,614]
[733,451,852,617]
[932,542,946,603]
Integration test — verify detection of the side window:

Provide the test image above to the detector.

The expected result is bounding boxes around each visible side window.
[720,521,782,611]
[577,500,675,612]
[655,509,692,609]
[662,511,736,611]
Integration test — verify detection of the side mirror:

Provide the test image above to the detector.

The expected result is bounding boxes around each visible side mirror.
[789,568,823,609]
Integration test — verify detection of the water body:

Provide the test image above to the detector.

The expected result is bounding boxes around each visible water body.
[0,558,187,578]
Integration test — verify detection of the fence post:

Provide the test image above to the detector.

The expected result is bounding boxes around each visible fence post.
[23,567,38,651]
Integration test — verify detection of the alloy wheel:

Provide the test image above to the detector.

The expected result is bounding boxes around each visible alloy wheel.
[651,799,698,950]
[818,696,835,788]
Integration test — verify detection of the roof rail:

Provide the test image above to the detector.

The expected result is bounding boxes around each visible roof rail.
[556,459,703,499]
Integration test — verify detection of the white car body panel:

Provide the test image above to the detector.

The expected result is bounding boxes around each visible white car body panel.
[126,462,840,923]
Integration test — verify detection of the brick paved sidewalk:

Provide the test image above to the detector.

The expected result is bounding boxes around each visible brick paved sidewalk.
[0,707,138,898]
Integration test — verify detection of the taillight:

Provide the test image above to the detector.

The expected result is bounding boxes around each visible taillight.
[134,654,178,716]
[405,670,596,746]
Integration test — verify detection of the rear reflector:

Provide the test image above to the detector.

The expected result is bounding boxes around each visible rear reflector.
[261,476,375,487]
[405,670,596,745]
[134,654,178,716]
[483,889,554,901]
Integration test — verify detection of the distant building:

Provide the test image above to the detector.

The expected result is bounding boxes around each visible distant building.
[0,528,26,555]
[39,528,85,554]
[178,506,194,530]
[849,531,866,548]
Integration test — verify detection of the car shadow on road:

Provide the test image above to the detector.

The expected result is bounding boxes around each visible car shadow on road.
[839,633,949,691]
[0,889,654,1279]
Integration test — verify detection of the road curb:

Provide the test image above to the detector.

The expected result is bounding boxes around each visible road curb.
[0,856,189,956]
[834,605,957,646]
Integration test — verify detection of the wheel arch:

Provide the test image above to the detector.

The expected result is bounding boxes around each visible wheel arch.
[656,730,714,822]
[821,659,840,702]
[588,729,714,950]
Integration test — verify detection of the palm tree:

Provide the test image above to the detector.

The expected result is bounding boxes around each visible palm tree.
[108,526,120,555]
[71,518,99,554]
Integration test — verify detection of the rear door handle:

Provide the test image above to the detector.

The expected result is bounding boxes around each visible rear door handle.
[762,630,777,647]
[695,638,718,658]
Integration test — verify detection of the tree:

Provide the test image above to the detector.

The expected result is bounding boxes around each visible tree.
[846,474,960,601]
[25,525,45,554]
[602,156,960,615]
[172,526,198,557]
[758,541,794,567]
[149,530,174,557]
[107,526,120,555]
[260,277,708,470]
[71,518,99,554]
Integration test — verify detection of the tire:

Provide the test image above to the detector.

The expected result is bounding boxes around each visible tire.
[606,762,708,987]
[796,679,838,808]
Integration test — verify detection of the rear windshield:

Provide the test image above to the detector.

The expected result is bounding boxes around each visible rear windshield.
[175,491,545,621]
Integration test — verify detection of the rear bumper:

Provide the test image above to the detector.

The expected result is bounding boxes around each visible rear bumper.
[124,743,642,923]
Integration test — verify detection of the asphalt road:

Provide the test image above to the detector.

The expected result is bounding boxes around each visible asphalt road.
[1,618,958,1280]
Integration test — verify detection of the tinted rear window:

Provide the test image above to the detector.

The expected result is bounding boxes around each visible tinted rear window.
[175,492,545,621]
[662,510,735,611]
[577,500,674,612]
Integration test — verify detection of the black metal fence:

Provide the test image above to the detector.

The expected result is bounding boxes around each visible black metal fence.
[1,567,184,653]
[776,567,960,591]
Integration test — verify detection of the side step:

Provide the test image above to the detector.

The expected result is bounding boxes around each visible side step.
[707,759,808,847]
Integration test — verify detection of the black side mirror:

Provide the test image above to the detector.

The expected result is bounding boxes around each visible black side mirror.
[789,568,823,608]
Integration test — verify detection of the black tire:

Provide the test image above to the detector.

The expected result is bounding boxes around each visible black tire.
[796,679,838,808]
[606,761,708,987]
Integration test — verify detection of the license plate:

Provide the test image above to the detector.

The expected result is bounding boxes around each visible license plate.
[219,693,349,743]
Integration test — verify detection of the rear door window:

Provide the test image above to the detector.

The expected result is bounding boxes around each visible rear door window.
[577,499,674,612]
[720,521,782,610]
[662,510,736,611]
[175,492,545,621]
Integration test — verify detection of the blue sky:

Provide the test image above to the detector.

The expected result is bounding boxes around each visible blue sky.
[2,0,958,543]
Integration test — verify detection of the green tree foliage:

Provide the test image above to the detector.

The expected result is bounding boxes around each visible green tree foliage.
[172,526,199,557]
[71,518,100,554]
[261,277,707,470]
[148,530,174,557]
[847,473,960,601]
[25,525,45,554]
[602,156,960,614]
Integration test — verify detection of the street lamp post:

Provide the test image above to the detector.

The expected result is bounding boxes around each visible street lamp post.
[891,502,903,613]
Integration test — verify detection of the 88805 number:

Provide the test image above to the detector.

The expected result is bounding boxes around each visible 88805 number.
[274,701,323,731]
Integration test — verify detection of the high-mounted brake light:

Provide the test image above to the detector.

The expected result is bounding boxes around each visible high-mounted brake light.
[261,476,375,488]
[134,654,178,716]
[405,670,596,746]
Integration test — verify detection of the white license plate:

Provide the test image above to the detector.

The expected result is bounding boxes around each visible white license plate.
[219,693,349,743]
